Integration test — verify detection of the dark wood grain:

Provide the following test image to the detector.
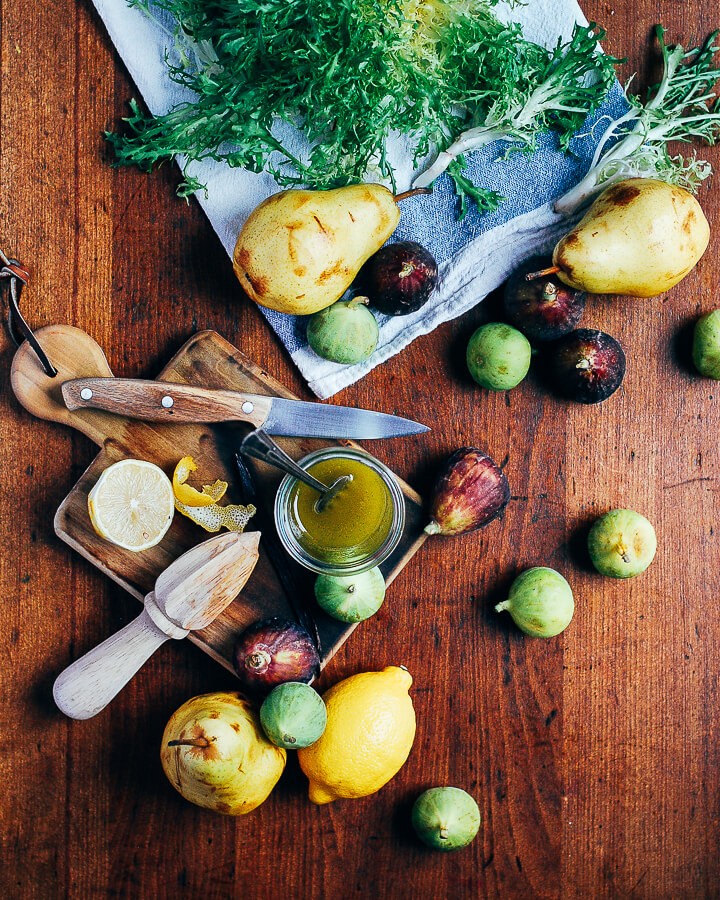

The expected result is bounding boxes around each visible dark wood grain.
[1,1,719,898]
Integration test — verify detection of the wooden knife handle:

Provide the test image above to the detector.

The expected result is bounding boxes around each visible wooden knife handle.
[52,593,188,720]
[62,378,273,427]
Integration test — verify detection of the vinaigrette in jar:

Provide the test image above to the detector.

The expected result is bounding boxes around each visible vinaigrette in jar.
[274,448,405,575]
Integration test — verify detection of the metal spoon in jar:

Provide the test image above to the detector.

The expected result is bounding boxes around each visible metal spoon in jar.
[240,429,352,513]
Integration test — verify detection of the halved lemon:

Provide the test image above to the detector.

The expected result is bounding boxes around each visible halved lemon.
[88,459,175,551]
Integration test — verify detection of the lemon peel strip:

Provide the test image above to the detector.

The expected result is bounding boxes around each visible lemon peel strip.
[172,456,255,532]
[173,456,228,507]
[199,480,228,502]
[175,498,257,533]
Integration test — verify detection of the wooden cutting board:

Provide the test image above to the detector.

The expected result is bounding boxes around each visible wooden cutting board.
[10,325,428,673]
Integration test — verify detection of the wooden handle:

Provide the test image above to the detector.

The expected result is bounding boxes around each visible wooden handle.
[11,325,117,446]
[52,593,188,720]
[62,378,273,427]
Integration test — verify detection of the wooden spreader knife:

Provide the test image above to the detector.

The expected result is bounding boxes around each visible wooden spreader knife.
[53,531,260,720]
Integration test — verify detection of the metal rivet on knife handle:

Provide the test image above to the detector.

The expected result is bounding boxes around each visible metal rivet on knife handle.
[161,395,174,408]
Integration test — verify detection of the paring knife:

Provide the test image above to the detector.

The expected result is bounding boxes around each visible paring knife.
[62,378,429,440]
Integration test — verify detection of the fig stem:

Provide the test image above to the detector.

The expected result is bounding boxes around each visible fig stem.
[394,187,433,203]
[348,295,370,310]
[525,265,561,282]
[167,738,212,748]
[439,828,449,840]
[495,601,510,612]
[247,650,272,671]
[424,520,441,535]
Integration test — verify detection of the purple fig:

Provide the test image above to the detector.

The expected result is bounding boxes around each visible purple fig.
[549,328,626,404]
[357,241,438,316]
[425,448,510,536]
[504,255,586,341]
[233,617,320,696]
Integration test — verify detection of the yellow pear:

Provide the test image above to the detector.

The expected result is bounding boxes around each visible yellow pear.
[160,692,286,816]
[552,178,709,297]
[233,184,401,315]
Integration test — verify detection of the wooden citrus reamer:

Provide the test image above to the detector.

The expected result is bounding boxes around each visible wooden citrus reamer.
[53,531,260,720]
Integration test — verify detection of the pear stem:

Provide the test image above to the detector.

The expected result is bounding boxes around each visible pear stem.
[394,187,433,203]
[167,738,211,748]
[525,265,561,282]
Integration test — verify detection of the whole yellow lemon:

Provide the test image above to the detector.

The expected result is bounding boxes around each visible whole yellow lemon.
[298,666,416,804]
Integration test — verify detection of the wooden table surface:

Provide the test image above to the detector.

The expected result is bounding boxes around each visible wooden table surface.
[2,1,719,897]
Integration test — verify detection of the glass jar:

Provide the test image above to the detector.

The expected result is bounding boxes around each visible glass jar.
[274,447,405,575]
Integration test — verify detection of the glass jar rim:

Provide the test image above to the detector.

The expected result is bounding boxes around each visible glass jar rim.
[273,447,406,575]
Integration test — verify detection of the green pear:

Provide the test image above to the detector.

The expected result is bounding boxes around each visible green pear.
[233,184,401,315]
[552,178,709,297]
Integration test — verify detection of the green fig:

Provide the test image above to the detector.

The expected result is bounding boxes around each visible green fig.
[466,322,531,391]
[233,184,402,315]
[307,296,379,364]
[411,787,481,852]
[314,567,386,622]
[692,310,720,379]
[496,567,574,637]
[259,682,327,749]
[553,179,709,297]
[587,509,657,578]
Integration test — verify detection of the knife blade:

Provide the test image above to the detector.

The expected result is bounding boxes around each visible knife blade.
[61,377,429,439]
